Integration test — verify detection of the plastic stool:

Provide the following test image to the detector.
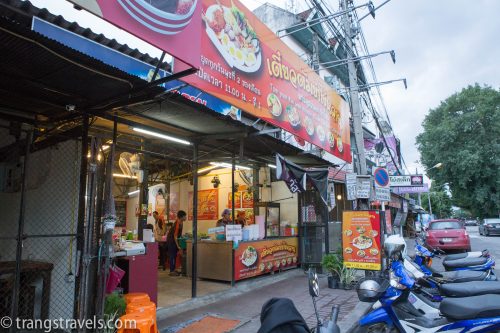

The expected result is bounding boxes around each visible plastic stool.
[126,301,156,316]
[117,312,157,333]
[123,293,150,304]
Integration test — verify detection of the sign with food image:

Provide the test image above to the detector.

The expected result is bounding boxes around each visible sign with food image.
[342,211,382,270]
[180,0,351,162]
[69,0,201,68]
[188,189,219,220]
[234,238,298,281]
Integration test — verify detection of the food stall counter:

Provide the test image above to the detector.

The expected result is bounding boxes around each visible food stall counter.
[185,237,299,283]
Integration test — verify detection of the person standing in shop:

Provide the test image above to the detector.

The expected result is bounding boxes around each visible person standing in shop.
[236,210,247,228]
[166,210,186,276]
[217,208,233,227]
[153,211,167,270]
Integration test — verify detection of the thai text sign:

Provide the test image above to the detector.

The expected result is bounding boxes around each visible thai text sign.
[69,0,201,68]
[390,175,424,187]
[342,211,382,271]
[226,224,242,241]
[234,238,298,281]
[392,184,429,194]
[188,189,218,220]
[182,0,351,162]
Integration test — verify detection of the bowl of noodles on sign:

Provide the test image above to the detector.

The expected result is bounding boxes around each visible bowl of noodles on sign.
[121,0,198,34]
[241,246,258,267]
[203,0,262,72]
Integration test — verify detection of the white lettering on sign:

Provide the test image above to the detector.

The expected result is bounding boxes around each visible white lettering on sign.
[346,173,357,200]
[356,176,371,199]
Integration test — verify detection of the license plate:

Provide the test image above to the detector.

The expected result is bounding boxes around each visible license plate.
[441,238,452,242]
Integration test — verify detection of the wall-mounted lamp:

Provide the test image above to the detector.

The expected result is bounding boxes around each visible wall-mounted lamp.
[128,189,140,196]
[336,194,342,200]
[211,176,221,188]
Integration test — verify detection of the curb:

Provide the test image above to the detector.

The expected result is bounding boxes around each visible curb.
[337,301,373,333]
[156,269,303,322]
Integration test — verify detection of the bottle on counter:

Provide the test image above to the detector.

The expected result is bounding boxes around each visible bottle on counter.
[133,229,138,241]
[126,230,133,240]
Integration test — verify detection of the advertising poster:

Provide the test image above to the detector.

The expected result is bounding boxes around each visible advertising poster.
[169,192,179,220]
[181,0,351,162]
[234,238,298,281]
[188,189,218,220]
[385,210,393,234]
[342,211,382,270]
[69,0,202,68]
[227,191,242,209]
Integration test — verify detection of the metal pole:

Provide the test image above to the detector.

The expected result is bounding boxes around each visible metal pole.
[74,114,89,321]
[342,0,367,176]
[312,32,319,74]
[138,142,149,240]
[10,130,33,332]
[191,143,199,298]
[232,155,236,224]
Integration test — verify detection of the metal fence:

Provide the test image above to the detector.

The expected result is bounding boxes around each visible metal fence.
[0,133,81,329]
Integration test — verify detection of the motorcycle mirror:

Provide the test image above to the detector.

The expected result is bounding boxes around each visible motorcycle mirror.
[308,268,320,298]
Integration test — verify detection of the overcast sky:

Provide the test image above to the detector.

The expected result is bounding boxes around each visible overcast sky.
[30,0,500,178]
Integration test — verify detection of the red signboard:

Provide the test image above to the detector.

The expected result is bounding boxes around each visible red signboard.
[234,238,298,281]
[188,189,218,220]
[69,0,201,68]
[342,211,382,270]
[180,0,351,162]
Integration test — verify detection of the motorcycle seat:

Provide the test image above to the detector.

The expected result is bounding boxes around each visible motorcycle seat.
[437,270,490,283]
[440,294,500,320]
[443,251,484,261]
[439,281,500,297]
[442,257,488,270]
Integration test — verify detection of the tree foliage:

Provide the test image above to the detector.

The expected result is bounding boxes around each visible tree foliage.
[416,84,500,218]
[421,189,453,219]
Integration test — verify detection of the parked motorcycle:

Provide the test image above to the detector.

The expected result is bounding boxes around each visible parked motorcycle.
[352,238,500,332]
[414,239,495,274]
[258,268,340,333]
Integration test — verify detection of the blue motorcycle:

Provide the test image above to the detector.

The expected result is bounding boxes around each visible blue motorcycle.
[353,241,500,332]
[414,239,495,274]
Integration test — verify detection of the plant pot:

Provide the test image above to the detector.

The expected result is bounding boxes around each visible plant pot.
[338,282,345,289]
[344,282,353,290]
[328,276,339,289]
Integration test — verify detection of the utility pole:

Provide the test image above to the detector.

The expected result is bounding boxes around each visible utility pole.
[341,0,367,176]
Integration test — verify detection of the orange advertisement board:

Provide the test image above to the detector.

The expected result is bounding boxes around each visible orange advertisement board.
[234,238,298,281]
[342,211,382,270]
[181,0,351,162]
[188,189,218,220]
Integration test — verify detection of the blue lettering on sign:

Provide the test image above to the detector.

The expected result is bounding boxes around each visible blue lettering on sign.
[31,17,241,120]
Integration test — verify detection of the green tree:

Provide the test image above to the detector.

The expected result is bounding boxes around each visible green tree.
[421,189,453,219]
[416,84,500,218]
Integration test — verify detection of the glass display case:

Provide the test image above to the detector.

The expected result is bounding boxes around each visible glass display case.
[265,205,280,237]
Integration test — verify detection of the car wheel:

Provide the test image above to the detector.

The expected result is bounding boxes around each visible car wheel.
[479,228,483,235]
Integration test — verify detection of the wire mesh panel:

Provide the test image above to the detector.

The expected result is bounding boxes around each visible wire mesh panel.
[0,138,81,324]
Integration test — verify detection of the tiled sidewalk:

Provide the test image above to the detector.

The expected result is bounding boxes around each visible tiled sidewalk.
[157,269,359,333]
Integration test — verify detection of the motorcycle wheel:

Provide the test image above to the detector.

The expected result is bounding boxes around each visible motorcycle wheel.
[352,323,398,333]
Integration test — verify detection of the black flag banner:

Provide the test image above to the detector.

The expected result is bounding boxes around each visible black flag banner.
[275,154,331,208]
[276,154,306,193]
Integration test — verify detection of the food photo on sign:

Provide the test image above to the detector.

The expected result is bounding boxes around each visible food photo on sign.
[234,239,298,281]
[180,0,351,162]
[342,211,382,270]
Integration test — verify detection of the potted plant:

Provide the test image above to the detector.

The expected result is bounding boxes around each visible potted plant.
[340,265,357,290]
[103,292,126,332]
[321,251,343,289]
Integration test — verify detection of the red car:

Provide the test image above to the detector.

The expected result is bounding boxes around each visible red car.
[425,219,471,252]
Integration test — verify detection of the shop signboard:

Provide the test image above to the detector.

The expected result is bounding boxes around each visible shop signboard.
[342,211,382,270]
[234,238,299,281]
[188,189,218,220]
[356,176,372,199]
[68,0,202,68]
[392,184,429,194]
[345,173,357,200]
[180,0,351,162]
[31,17,243,124]
[390,175,424,187]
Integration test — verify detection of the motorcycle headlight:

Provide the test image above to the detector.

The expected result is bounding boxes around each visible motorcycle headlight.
[390,271,407,290]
